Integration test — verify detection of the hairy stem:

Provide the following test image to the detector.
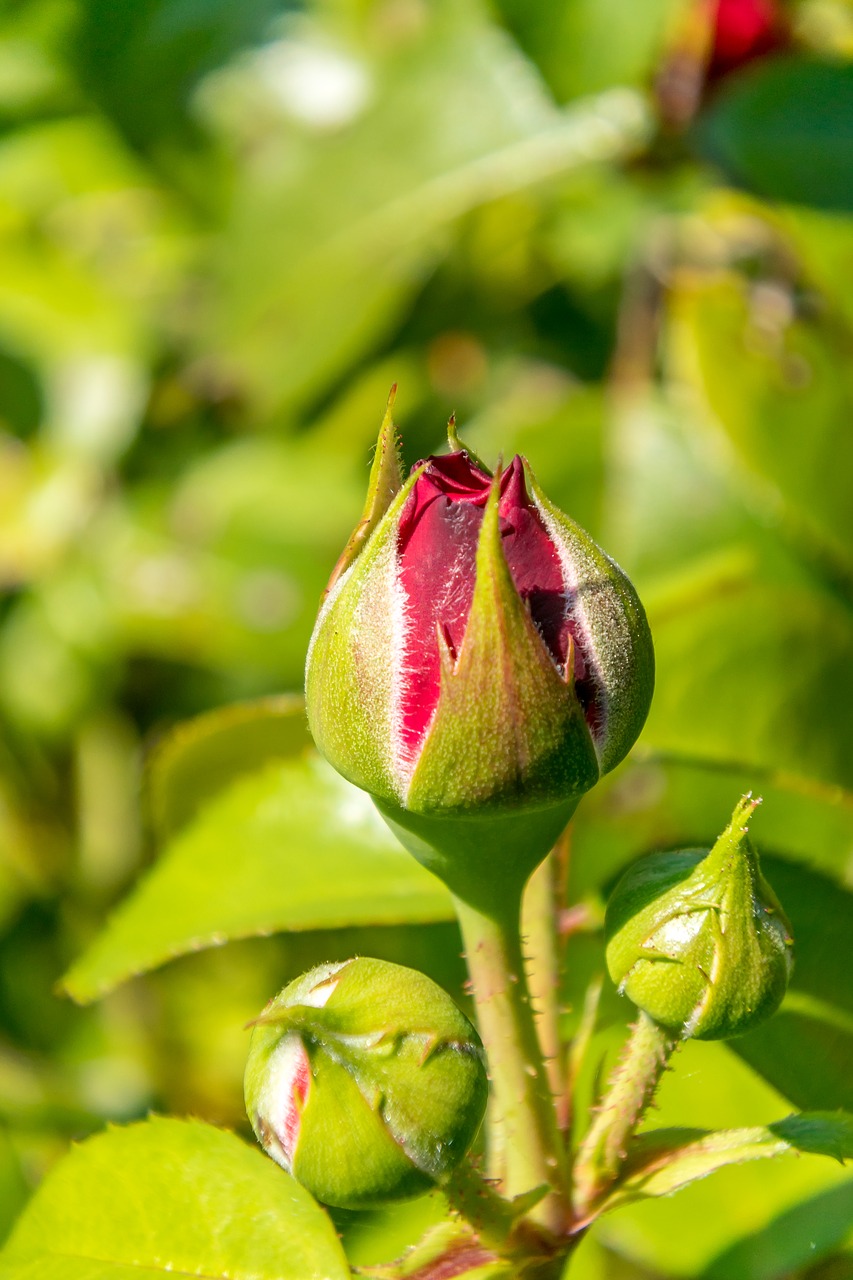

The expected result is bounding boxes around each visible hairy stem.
[454,892,570,1237]
[572,1011,676,1219]
[443,1160,520,1254]
[523,850,568,1137]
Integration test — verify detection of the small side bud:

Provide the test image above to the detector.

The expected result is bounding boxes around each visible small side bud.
[604,797,793,1040]
[244,958,488,1209]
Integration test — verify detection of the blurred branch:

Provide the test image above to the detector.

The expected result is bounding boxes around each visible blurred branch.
[324,89,653,260]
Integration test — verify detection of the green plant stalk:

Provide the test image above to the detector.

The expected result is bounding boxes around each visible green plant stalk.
[523,851,569,1135]
[572,1010,676,1220]
[443,1160,522,1254]
[454,890,571,1237]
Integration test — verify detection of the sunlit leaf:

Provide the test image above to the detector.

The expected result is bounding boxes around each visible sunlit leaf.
[62,754,452,1003]
[596,1111,853,1215]
[198,3,650,414]
[497,0,675,103]
[0,1129,28,1247]
[702,1179,853,1280]
[669,270,853,564]
[0,1116,351,1279]
[696,1177,850,1280]
[644,579,853,796]
[145,694,308,838]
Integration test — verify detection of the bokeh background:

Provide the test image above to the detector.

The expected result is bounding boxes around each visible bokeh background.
[1,0,853,1274]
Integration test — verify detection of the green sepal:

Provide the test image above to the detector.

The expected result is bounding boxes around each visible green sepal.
[375,798,581,915]
[446,414,492,475]
[407,471,599,819]
[306,463,425,804]
[324,386,403,594]
[605,796,794,1040]
[526,461,654,776]
[294,1048,430,1208]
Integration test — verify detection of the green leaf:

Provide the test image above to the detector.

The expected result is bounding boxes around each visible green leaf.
[145,694,309,839]
[604,379,853,802]
[733,859,853,1113]
[111,439,369,687]
[703,1179,853,1279]
[578,1035,853,1273]
[74,0,283,152]
[668,271,853,564]
[0,1128,28,1247]
[597,1111,853,1215]
[0,1116,351,1279]
[497,0,676,103]
[62,754,452,1003]
[199,3,650,415]
[695,59,853,214]
[644,579,853,796]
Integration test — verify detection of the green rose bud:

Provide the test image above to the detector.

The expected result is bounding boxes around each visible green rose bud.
[306,395,654,903]
[244,957,488,1209]
[604,796,794,1040]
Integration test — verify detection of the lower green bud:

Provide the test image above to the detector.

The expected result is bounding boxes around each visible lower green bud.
[605,797,793,1040]
[244,957,488,1209]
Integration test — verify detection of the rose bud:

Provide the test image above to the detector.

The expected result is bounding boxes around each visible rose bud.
[605,796,793,1040]
[244,957,488,1209]
[305,398,654,898]
[707,0,789,84]
[656,0,789,129]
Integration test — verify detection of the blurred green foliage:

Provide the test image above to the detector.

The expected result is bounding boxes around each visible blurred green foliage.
[1,0,853,1275]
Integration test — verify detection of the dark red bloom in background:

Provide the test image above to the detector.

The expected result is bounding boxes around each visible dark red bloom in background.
[708,0,788,81]
[656,0,789,128]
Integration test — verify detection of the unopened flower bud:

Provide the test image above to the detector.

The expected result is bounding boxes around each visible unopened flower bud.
[305,396,654,896]
[605,796,793,1040]
[244,957,488,1209]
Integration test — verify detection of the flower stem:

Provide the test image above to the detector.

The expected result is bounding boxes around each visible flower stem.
[523,840,570,1136]
[442,1160,519,1254]
[572,1011,676,1219]
[453,891,570,1237]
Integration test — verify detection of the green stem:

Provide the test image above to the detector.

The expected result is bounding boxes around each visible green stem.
[443,1160,520,1254]
[572,1011,676,1219]
[523,852,568,1136]
[454,891,570,1237]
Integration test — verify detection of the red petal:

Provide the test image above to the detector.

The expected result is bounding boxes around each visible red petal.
[396,453,572,762]
[709,0,787,78]
[281,1043,311,1164]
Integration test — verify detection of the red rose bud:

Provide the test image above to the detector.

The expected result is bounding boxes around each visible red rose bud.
[708,0,788,82]
[605,797,794,1040]
[306,402,653,898]
[656,0,789,128]
[244,958,488,1209]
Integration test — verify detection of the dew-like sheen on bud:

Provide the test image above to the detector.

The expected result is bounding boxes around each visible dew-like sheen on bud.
[244,957,488,1209]
[604,797,793,1040]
